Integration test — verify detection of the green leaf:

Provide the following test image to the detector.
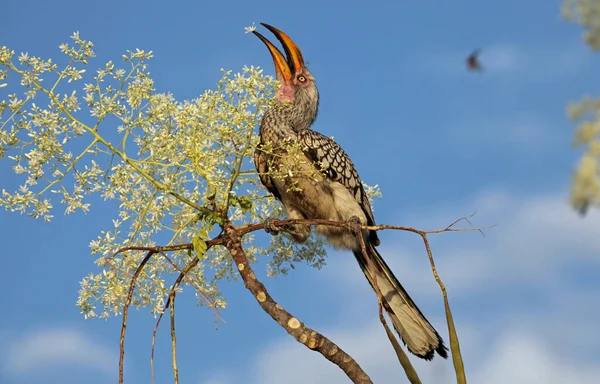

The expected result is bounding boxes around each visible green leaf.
[193,233,207,259]
[198,226,209,240]
[237,196,253,213]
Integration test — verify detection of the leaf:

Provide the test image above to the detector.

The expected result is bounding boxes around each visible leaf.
[193,233,207,259]
[198,226,209,240]
[238,196,253,213]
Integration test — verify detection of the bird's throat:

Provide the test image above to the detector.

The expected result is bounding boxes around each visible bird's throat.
[275,84,295,104]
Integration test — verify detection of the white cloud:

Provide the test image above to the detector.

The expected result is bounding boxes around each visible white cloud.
[246,321,599,384]
[1,327,116,377]
[249,321,425,384]
[471,333,600,384]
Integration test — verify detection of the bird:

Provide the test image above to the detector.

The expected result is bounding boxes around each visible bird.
[252,23,448,360]
[466,49,483,72]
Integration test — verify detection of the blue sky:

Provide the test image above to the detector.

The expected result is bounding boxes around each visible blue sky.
[1,0,600,383]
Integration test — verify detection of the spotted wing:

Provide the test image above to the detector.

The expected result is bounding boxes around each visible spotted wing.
[299,129,379,244]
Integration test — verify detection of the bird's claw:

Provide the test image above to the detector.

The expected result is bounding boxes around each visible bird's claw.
[345,216,363,236]
[264,218,282,235]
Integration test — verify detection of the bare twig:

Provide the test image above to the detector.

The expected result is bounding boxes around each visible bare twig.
[170,291,179,384]
[159,251,222,317]
[443,211,477,230]
[150,254,213,384]
[111,241,223,384]
[150,258,199,384]
[419,233,467,384]
[238,217,491,237]
[120,250,155,384]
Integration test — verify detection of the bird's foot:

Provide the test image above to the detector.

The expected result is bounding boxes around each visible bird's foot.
[264,217,310,243]
[264,217,282,236]
[345,216,363,236]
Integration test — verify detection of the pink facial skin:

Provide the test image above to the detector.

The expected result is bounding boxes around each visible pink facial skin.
[276,83,295,103]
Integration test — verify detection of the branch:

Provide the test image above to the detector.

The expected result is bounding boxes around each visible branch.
[238,217,491,237]
[418,232,467,384]
[378,306,421,383]
[120,250,155,384]
[224,222,373,383]
[111,240,223,384]
[150,250,225,384]
[170,291,179,384]
[159,250,223,318]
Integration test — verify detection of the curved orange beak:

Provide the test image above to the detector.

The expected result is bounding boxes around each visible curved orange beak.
[253,23,305,83]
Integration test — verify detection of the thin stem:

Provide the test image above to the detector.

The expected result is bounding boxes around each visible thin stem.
[170,291,179,384]
[378,306,422,384]
[420,234,467,384]
[36,138,99,196]
[151,259,200,384]
[127,189,160,246]
[120,250,155,384]
[222,100,263,212]
[238,217,489,237]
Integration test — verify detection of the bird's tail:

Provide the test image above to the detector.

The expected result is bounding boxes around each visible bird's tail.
[353,243,448,360]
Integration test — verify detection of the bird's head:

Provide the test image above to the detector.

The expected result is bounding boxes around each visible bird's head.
[253,23,319,130]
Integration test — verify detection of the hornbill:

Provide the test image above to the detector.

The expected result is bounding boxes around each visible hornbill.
[252,23,448,360]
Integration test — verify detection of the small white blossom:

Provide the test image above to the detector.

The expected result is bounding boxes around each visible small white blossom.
[244,23,256,34]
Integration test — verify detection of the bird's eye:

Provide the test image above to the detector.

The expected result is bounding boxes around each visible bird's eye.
[297,75,306,82]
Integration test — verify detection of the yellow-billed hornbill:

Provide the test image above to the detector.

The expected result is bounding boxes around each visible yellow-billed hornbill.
[252,23,448,360]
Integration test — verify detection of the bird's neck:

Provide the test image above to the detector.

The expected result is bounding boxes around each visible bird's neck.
[260,105,312,141]
[264,89,318,132]
[291,90,319,131]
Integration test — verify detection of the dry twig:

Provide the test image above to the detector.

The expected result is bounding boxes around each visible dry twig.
[111,241,223,384]
[170,291,179,384]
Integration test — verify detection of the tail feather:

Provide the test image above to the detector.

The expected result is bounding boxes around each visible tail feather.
[353,243,448,360]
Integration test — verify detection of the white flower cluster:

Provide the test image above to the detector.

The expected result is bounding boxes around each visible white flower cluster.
[0,33,381,320]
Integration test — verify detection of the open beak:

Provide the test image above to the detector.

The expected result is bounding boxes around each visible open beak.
[253,23,305,83]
